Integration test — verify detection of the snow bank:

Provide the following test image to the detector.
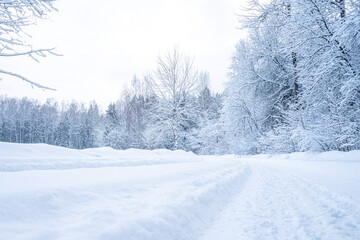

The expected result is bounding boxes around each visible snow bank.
[0,142,200,171]
[0,143,249,240]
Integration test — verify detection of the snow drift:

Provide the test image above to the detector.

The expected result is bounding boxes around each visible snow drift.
[0,142,200,172]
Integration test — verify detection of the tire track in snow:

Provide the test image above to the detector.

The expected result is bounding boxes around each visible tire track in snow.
[0,159,250,240]
[95,163,251,240]
[200,162,360,240]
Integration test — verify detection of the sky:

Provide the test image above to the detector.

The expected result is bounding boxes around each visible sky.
[1,0,245,108]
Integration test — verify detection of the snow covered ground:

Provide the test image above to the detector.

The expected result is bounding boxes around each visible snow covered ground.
[0,142,360,239]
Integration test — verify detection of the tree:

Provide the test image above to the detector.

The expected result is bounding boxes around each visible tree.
[147,49,201,150]
[0,0,57,90]
[225,0,360,153]
[103,103,126,149]
[122,79,148,149]
[84,101,103,148]
[55,112,71,147]
[37,99,58,145]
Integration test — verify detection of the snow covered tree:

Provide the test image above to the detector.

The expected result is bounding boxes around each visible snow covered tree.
[266,0,360,151]
[103,103,126,149]
[37,99,58,145]
[225,0,360,153]
[224,12,293,153]
[147,49,201,150]
[55,112,71,147]
[187,73,225,154]
[196,93,225,154]
[0,0,57,90]
[0,96,104,149]
[84,101,103,148]
[121,77,150,149]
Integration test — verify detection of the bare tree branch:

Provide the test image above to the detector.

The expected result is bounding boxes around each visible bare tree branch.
[0,68,56,90]
[0,0,58,90]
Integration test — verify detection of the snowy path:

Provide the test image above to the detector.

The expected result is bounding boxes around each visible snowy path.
[0,157,250,240]
[200,161,360,240]
[1,143,360,239]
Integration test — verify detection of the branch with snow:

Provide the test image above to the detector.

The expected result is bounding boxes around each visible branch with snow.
[0,68,56,90]
[0,0,58,90]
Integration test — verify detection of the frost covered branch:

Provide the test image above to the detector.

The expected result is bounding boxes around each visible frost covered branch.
[0,0,58,90]
[0,68,56,90]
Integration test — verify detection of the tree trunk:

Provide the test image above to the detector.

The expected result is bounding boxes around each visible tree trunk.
[287,3,299,104]
[337,0,345,19]
[292,52,299,102]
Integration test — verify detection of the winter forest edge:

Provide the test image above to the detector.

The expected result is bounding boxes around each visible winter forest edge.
[1,0,359,155]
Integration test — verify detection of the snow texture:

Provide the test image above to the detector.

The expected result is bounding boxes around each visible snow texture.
[0,142,360,239]
[0,142,199,171]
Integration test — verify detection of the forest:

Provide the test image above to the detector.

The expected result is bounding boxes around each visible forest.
[1,0,359,154]
[2,1,360,239]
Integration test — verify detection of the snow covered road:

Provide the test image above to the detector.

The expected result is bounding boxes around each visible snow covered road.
[200,160,360,240]
[1,143,360,239]
[0,148,250,240]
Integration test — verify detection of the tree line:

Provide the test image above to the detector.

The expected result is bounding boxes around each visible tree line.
[0,50,223,153]
[1,0,359,154]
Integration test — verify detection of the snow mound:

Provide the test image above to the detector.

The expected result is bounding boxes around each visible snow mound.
[0,142,201,172]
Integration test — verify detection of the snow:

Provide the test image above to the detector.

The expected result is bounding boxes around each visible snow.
[0,142,200,171]
[246,151,360,204]
[1,142,360,239]
[200,161,360,240]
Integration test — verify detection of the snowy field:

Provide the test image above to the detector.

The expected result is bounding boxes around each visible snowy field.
[0,142,360,240]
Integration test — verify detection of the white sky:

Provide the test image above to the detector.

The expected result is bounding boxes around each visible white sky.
[0,0,245,108]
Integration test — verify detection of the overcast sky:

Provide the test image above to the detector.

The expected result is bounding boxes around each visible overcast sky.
[1,0,245,108]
